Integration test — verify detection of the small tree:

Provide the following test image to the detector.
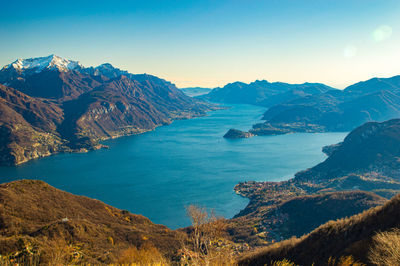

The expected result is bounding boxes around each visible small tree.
[181,205,234,265]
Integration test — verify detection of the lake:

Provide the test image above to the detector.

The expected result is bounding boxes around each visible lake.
[0,104,346,229]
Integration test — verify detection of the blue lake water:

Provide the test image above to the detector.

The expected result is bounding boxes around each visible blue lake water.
[0,104,347,229]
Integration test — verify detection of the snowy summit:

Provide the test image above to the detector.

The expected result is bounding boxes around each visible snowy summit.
[0,55,131,79]
[4,54,83,72]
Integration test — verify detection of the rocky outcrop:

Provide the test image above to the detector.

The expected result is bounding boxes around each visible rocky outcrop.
[322,142,342,156]
[224,129,254,139]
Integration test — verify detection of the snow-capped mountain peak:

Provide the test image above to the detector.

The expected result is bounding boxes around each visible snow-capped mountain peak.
[0,55,131,80]
[5,55,83,72]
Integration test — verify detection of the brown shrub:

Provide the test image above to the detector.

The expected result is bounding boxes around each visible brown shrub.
[117,242,168,265]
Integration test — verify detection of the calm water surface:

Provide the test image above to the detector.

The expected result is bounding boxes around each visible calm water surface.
[0,104,346,228]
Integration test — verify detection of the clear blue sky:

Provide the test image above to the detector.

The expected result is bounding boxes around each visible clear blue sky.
[1,0,399,88]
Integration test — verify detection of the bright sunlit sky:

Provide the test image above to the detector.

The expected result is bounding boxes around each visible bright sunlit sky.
[1,0,399,89]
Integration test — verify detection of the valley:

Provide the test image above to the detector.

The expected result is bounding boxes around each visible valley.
[1,55,400,265]
[2,1,400,264]
[0,103,345,229]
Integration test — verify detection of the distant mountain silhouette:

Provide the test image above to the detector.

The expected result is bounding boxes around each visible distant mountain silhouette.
[180,87,212,97]
[202,80,335,107]
[251,75,400,135]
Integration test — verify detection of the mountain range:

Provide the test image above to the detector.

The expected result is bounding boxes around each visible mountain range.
[255,75,400,133]
[0,55,213,166]
[2,54,400,264]
[205,75,400,138]
[202,80,335,107]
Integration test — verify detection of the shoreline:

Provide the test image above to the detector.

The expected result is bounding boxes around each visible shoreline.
[6,105,221,167]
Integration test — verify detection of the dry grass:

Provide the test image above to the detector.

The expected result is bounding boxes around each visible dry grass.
[0,180,184,264]
[238,193,400,265]
[271,259,296,266]
[327,256,365,266]
[368,229,400,265]
[116,242,168,265]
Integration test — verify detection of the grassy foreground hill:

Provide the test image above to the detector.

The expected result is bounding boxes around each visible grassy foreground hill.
[227,190,386,247]
[0,179,389,265]
[0,180,244,265]
[0,180,184,264]
[238,193,400,265]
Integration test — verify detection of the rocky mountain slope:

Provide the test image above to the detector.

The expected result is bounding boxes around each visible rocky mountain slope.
[295,119,400,183]
[0,55,214,165]
[0,85,69,165]
[202,80,335,107]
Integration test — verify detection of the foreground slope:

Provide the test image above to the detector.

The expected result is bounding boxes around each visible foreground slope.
[228,190,385,246]
[238,193,400,265]
[0,55,213,165]
[0,180,183,264]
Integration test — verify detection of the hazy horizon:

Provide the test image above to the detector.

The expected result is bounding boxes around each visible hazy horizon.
[1,0,399,89]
